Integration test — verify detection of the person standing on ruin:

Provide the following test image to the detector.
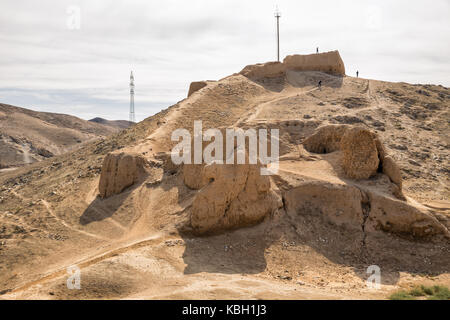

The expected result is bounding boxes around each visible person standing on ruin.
[356,70,359,78]
[318,80,322,90]
[316,47,319,54]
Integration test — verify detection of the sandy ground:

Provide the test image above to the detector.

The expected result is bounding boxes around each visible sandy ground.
[0,71,449,299]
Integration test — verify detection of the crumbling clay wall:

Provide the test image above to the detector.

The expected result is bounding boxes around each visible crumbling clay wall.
[182,128,282,235]
[340,127,381,180]
[98,151,149,198]
[303,125,403,195]
[239,61,286,79]
[283,51,345,76]
[187,81,208,97]
[184,161,281,235]
[239,51,345,79]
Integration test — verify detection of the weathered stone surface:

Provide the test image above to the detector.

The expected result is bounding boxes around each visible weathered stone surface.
[366,191,450,238]
[239,61,285,79]
[278,171,449,240]
[340,127,380,180]
[182,131,282,235]
[187,161,280,235]
[188,81,208,97]
[302,124,404,195]
[303,124,350,154]
[382,156,402,189]
[98,151,148,198]
[239,51,346,79]
[283,51,346,76]
[283,181,364,230]
[183,164,209,190]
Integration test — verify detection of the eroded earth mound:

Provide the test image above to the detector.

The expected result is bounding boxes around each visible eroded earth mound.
[1,52,449,299]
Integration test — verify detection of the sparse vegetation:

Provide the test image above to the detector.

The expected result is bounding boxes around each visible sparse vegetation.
[2,59,450,300]
[389,285,450,300]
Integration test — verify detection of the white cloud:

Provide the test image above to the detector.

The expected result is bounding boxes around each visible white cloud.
[0,0,449,121]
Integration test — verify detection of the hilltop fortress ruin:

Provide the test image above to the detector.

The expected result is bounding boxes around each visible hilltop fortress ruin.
[95,51,449,241]
[188,50,346,97]
[1,49,449,299]
[239,50,346,79]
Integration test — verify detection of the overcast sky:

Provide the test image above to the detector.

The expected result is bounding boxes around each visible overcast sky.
[0,0,449,122]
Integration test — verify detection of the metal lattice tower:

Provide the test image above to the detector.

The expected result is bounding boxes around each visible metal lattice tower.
[129,71,135,123]
[274,6,281,62]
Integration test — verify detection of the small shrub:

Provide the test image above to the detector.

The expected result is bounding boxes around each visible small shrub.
[429,286,450,300]
[421,285,434,295]
[409,287,425,297]
[389,285,450,300]
[389,291,414,300]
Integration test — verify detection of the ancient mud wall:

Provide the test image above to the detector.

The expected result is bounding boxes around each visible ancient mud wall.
[239,50,346,78]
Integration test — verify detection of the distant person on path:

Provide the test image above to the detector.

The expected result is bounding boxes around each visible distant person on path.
[316,47,319,54]
[356,70,359,78]
[318,80,322,90]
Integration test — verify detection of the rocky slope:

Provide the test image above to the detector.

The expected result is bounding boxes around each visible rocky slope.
[89,117,133,130]
[0,103,130,169]
[0,52,448,299]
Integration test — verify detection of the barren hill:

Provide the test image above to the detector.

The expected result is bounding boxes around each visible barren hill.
[89,117,133,130]
[0,52,449,299]
[0,103,131,169]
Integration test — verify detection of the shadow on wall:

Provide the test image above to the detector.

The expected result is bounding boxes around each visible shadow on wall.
[79,188,134,226]
[79,195,114,225]
[248,71,344,93]
[286,70,344,89]
[176,153,448,285]
[179,194,449,285]
[79,149,448,286]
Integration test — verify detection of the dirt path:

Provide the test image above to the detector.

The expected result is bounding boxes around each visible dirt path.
[2,71,449,300]
[240,87,319,125]
[5,233,163,296]
[40,199,110,241]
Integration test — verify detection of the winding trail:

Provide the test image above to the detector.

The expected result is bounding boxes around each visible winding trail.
[7,233,162,295]
[40,199,109,241]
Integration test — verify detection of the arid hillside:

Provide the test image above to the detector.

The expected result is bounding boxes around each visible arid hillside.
[89,117,133,130]
[0,103,131,169]
[0,52,448,300]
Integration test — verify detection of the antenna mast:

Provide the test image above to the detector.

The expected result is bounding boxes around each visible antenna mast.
[129,71,135,123]
[274,6,281,62]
